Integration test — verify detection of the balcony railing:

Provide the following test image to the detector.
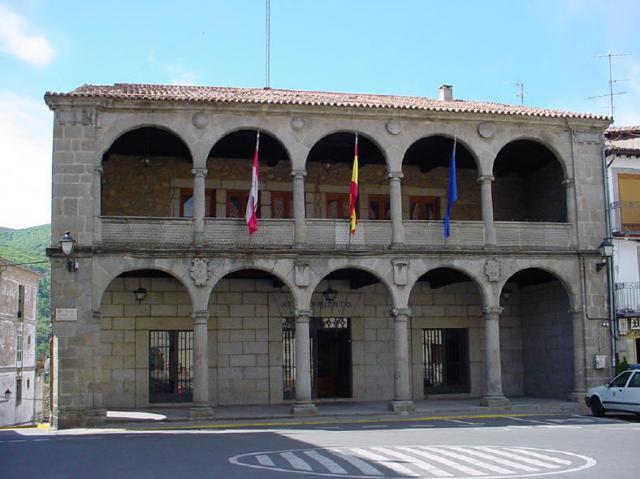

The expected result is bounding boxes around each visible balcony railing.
[610,201,640,236]
[99,217,573,249]
[615,282,640,316]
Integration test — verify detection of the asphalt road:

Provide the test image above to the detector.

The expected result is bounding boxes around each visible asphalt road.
[2,413,639,479]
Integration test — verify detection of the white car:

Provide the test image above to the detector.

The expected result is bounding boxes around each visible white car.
[585,369,640,417]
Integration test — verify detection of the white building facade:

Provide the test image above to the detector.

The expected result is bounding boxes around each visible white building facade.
[45,84,612,429]
[0,258,39,426]
[606,126,640,364]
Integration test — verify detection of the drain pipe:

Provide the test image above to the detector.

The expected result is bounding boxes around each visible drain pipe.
[599,130,617,377]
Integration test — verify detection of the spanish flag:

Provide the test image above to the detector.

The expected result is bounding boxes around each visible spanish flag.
[349,133,359,235]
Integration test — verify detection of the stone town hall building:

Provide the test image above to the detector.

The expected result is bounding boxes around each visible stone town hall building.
[45,83,612,428]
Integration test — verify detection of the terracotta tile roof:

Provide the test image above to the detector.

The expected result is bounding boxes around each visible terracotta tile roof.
[45,83,610,121]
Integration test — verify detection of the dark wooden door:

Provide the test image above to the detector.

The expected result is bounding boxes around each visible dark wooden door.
[313,322,351,398]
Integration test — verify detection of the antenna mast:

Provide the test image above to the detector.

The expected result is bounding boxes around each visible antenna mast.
[592,51,631,119]
[515,82,525,105]
[265,0,271,88]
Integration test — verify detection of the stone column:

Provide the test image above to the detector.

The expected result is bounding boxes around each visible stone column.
[292,169,307,245]
[478,175,496,247]
[569,307,587,402]
[564,178,578,248]
[192,168,207,246]
[389,172,405,247]
[480,306,510,407]
[292,309,317,415]
[190,310,213,418]
[390,307,414,413]
[94,166,103,244]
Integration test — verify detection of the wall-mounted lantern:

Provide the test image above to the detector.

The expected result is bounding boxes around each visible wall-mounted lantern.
[59,232,78,272]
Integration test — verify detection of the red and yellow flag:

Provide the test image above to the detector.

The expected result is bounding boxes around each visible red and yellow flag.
[349,133,359,235]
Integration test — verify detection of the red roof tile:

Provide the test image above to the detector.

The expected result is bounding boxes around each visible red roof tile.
[45,83,610,121]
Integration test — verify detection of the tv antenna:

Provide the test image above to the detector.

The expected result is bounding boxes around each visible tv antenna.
[586,51,631,119]
[265,0,271,88]
[515,82,525,105]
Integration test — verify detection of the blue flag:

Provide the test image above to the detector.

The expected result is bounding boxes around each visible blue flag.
[444,139,457,238]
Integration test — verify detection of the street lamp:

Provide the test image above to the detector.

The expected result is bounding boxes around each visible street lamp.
[133,287,148,303]
[59,232,78,272]
[596,238,614,272]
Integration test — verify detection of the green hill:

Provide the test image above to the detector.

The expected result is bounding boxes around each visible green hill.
[0,224,51,357]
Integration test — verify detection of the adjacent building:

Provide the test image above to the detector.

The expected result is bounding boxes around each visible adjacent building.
[0,257,40,426]
[45,83,612,429]
[605,125,640,364]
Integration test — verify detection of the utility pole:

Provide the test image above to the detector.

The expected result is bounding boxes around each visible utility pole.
[265,0,271,88]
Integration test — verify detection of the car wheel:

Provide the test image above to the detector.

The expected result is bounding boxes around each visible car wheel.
[589,396,605,417]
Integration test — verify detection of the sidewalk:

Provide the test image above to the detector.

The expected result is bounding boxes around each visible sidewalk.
[103,397,586,429]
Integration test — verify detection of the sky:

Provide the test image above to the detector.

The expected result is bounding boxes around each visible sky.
[1,0,639,229]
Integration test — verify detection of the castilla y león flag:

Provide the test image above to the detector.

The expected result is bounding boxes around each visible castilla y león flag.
[245,130,260,235]
[349,133,359,235]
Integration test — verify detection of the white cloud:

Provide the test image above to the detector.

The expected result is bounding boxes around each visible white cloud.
[0,91,52,229]
[0,4,54,68]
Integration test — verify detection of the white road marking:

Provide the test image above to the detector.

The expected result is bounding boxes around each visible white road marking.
[475,446,561,469]
[350,447,420,477]
[280,451,312,471]
[447,419,485,426]
[328,448,383,476]
[397,446,487,476]
[304,450,347,474]
[420,446,515,475]
[448,446,539,472]
[506,448,572,465]
[256,454,274,466]
[230,444,597,478]
[372,447,453,477]
[505,416,551,424]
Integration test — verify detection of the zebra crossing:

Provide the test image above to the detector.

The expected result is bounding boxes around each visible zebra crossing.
[229,444,595,478]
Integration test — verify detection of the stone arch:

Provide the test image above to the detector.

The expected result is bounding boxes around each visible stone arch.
[207,263,299,308]
[98,123,196,163]
[406,264,491,308]
[306,263,397,309]
[498,266,575,399]
[94,262,194,311]
[407,265,488,398]
[498,264,577,310]
[401,134,482,222]
[492,137,568,222]
[97,266,195,408]
[206,266,297,405]
[206,128,293,219]
[493,136,569,180]
[305,131,389,221]
[304,128,390,171]
[100,126,195,217]
[206,126,293,170]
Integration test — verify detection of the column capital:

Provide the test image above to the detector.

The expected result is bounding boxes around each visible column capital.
[562,177,576,186]
[94,166,103,175]
[482,305,503,317]
[569,307,583,316]
[391,307,411,319]
[295,309,312,320]
[291,169,307,178]
[192,310,209,324]
[388,171,404,180]
[477,175,495,184]
[191,168,208,177]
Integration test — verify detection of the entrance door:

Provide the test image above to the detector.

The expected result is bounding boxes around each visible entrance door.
[312,317,352,398]
[149,330,193,403]
[423,328,470,394]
